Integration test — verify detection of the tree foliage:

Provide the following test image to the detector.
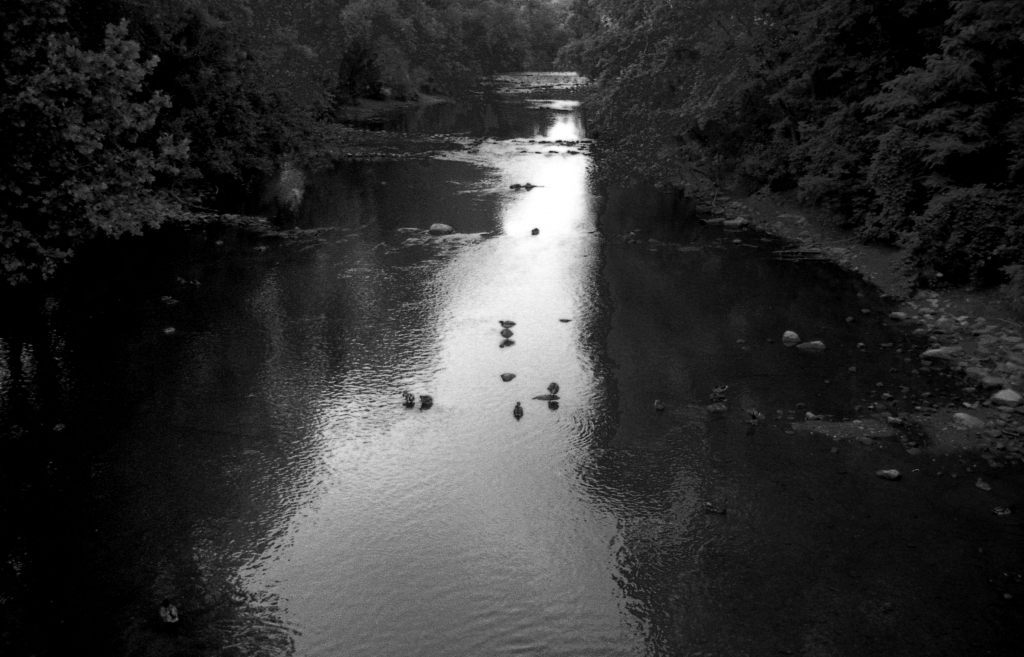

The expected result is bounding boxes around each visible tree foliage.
[563,0,1024,287]
[1,1,187,284]
[1,0,574,287]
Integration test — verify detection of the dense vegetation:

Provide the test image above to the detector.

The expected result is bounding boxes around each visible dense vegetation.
[0,0,570,286]
[559,0,1024,295]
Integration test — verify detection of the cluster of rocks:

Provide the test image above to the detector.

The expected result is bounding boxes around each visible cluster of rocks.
[881,291,1024,458]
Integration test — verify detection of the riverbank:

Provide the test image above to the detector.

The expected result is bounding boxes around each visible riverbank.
[690,186,1024,463]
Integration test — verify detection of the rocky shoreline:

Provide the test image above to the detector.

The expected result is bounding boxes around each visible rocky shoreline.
[697,194,1024,468]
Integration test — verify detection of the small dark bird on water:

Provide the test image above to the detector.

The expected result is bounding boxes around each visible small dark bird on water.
[654,399,666,412]
[402,391,415,407]
[548,382,559,395]
[501,328,513,338]
[513,402,523,420]
[420,395,433,409]
[531,228,539,235]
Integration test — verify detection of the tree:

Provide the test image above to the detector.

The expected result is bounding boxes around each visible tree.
[1,0,187,285]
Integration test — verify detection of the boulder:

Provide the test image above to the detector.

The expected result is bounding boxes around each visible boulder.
[797,340,826,351]
[782,330,801,346]
[428,223,455,235]
[990,389,1022,407]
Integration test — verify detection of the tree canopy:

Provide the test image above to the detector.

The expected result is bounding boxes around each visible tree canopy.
[1,0,572,287]
[559,0,1024,291]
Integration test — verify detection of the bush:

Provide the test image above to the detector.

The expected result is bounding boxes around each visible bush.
[906,186,1024,285]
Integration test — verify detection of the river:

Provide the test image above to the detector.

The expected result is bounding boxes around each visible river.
[1,73,1021,656]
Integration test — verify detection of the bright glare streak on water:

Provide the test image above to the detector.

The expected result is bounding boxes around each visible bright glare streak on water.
[253,77,647,656]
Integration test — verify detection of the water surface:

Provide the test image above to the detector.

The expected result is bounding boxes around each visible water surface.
[2,73,1022,657]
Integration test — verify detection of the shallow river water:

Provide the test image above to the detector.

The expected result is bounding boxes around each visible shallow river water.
[2,73,1022,656]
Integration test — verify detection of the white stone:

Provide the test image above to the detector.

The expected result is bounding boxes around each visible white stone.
[428,223,455,235]
[921,346,962,360]
[990,389,1022,407]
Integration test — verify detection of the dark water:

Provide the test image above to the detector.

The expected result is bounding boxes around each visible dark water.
[2,73,1022,656]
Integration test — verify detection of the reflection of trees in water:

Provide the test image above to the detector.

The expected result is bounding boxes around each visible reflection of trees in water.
[576,182,892,653]
[0,224,453,654]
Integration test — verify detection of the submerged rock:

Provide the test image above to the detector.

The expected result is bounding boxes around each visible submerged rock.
[793,418,897,440]
[952,412,986,430]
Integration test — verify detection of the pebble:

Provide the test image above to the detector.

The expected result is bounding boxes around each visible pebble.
[876,469,901,480]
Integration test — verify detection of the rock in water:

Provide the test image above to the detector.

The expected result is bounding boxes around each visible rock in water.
[796,340,826,351]
[782,331,801,346]
[876,469,901,481]
[428,223,455,235]
[990,389,1022,407]
[952,412,986,430]
[500,373,516,382]
[531,228,540,235]
[500,328,513,338]
[920,346,962,361]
